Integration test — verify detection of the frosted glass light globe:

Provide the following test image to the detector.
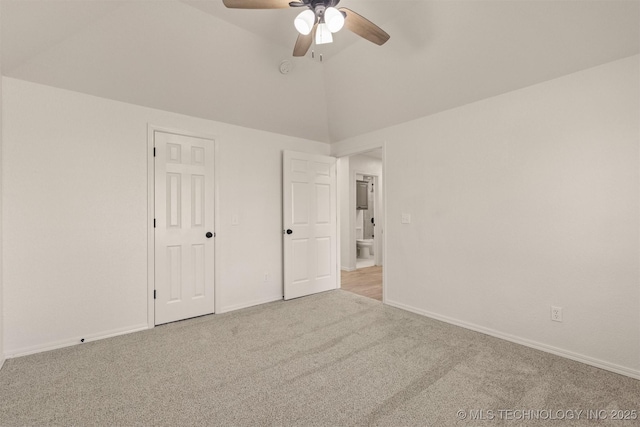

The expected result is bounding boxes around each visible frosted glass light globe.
[294,9,315,35]
[315,22,333,44]
[324,7,345,33]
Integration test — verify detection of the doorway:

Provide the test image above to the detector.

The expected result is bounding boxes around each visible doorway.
[338,149,383,301]
[355,174,377,269]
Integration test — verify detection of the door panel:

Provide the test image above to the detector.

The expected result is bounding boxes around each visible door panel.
[155,131,215,324]
[283,151,337,300]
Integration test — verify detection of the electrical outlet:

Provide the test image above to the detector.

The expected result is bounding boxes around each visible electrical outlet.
[551,306,563,322]
[264,273,269,282]
[401,213,411,224]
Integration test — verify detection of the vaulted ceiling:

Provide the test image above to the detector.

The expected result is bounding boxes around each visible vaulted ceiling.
[2,0,638,143]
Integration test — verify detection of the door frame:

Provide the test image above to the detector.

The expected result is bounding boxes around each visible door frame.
[146,124,220,329]
[334,142,387,303]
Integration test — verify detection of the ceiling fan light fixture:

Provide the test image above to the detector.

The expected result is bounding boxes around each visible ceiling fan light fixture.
[222,0,390,57]
[324,7,344,33]
[294,9,315,35]
[315,22,333,44]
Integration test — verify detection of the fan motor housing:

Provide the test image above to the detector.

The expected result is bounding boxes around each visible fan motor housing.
[305,0,340,15]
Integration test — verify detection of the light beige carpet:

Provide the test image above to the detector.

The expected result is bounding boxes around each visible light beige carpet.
[0,290,638,426]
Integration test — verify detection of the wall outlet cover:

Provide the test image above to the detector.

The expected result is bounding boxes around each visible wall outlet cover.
[551,306,563,322]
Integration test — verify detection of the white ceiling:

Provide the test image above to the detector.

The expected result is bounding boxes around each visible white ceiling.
[2,0,638,143]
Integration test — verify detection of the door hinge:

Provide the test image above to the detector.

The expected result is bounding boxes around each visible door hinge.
[153,147,156,157]
[154,218,156,228]
[154,290,156,299]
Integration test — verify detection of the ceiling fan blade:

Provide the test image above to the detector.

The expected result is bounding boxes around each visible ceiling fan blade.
[339,8,390,46]
[222,0,293,9]
[293,24,316,57]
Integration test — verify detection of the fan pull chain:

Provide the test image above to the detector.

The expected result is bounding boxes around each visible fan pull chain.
[310,50,323,62]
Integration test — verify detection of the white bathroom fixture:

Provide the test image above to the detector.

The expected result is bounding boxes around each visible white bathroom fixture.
[356,239,373,259]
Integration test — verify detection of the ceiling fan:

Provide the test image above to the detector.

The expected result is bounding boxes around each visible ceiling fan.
[222,0,390,57]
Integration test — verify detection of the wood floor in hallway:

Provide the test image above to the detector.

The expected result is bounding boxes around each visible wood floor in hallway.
[340,266,382,301]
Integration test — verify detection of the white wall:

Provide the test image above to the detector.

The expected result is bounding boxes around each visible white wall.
[332,56,640,378]
[2,77,328,357]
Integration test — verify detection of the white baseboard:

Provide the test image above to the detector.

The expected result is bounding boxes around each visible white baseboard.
[218,295,283,314]
[341,266,356,272]
[5,324,150,359]
[385,299,640,380]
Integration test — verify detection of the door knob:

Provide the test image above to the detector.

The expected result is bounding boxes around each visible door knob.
[285,229,293,235]
[206,232,213,238]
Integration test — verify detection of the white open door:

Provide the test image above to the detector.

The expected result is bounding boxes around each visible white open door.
[283,150,337,300]
[154,131,215,325]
